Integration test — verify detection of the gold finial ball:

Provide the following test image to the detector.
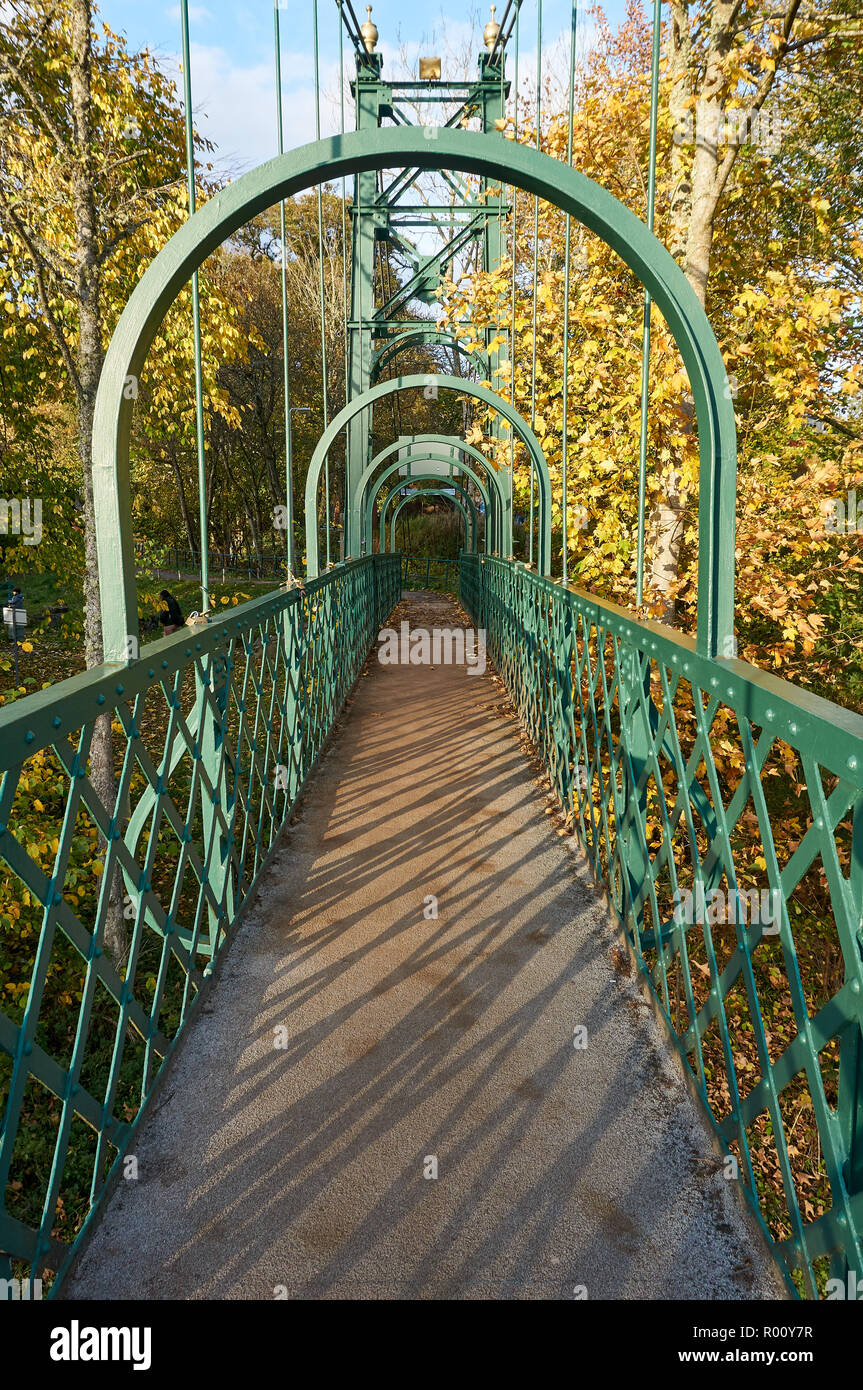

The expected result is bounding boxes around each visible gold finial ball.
[483,4,500,52]
[361,5,378,53]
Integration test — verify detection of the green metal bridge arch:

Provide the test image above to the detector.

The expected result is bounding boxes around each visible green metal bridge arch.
[91,126,735,662]
[387,488,474,554]
[370,327,488,385]
[358,434,501,553]
[304,372,551,578]
[361,452,495,555]
[379,477,479,553]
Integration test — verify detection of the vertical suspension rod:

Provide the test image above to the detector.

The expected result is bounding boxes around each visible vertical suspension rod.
[509,4,520,561]
[561,0,577,584]
[529,0,543,569]
[179,0,209,612]
[313,0,331,565]
[274,0,295,575]
[636,0,662,607]
[339,3,349,548]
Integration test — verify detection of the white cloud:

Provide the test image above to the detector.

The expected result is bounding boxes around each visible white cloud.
[157,43,352,175]
[164,5,214,23]
[156,11,604,178]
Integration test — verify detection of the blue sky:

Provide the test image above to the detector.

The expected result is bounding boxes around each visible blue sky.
[97,0,634,173]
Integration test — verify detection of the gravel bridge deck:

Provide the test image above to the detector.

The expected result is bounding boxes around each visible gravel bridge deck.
[65,592,783,1301]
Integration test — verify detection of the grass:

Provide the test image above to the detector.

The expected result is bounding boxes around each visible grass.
[0,568,283,701]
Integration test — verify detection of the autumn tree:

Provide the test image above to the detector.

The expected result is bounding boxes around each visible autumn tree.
[0,0,240,963]
[439,1,862,695]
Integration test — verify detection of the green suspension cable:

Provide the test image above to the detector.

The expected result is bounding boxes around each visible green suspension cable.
[179,0,209,613]
[528,0,542,568]
[509,4,519,559]
[561,0,577,584]
[498,24,507,558]
[636,0,661,607]
[339,3,349,551]
[313,0,331,565]
[274,0,295,576]
[339,5,349,402]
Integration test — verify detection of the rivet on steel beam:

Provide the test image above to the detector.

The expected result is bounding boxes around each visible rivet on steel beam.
[52,716,61,728]
[97,694,105,705]
[116,685,124,695]
[161,660,169,669]
[25,730,35,743]
[849,757,858,770]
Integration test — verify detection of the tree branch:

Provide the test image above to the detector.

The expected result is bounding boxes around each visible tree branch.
[3,200,81,397]
[0,39,72,162]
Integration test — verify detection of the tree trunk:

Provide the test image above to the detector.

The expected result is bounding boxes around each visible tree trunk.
[70,0,127,971]
[167,441,199,553]
[649,1,797,624]
[685,1,736,309]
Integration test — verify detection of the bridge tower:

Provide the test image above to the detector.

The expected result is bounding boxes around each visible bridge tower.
[344,14,511,559]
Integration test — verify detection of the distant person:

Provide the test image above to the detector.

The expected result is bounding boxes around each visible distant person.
[9,587,23,608]
[158,589,183,635]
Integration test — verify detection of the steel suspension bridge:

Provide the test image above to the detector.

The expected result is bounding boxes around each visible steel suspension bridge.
[0,0,862,1302]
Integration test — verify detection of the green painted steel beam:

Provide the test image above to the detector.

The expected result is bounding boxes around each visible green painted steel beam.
[371,461,489,557]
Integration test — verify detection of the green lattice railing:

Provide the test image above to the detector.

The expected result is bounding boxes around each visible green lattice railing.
[0,554,400,1294]
[460,552,863,1299]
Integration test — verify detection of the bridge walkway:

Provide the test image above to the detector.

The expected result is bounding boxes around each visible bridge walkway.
[65,593,782,1301]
